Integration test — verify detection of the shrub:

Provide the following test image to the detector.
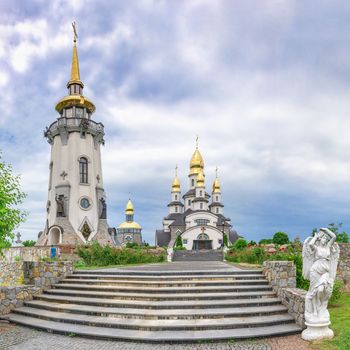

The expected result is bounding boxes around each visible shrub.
[175,235,183,248]
[329,279,344,305]
[223,234,228,247]
[125,242,140,249]
[259,238,273,245]
[233,238,248,251]
[22,240,36,247]
[248,240,257,246]
[14,255,20,262]
[272,232,290,245]
[77,241,166,267]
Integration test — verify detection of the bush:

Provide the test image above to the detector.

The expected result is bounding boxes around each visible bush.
[259,238,273,244]
[77,241,166,267]
[272,232,290,245]
[329,279,344,305]
[223,234,228,247]
[22,240,36,247]
[175,235,183,248]
[233,238,248,251]
[125,242,140,249]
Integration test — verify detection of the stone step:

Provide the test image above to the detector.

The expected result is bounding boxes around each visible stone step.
[12,307,295,331]
[74,269,262,276]
[6,313,302,342]
[61,278,268,287]
[52,283,272,294]
[35,293,277,309]
[24,299,286,319]
[45,288,274,301]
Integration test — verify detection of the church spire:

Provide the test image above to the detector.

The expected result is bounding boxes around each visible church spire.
[67,22,83,88]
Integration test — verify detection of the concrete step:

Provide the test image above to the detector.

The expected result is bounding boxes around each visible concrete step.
[60,278,268,287]
[52,283,272,294]
[74,269,262,276]
[172,251,224,262]
[24,299,286,319]
[6,313,302,342]
[35,293,277,309]
[45,288,274,301]
[12,307,295,331]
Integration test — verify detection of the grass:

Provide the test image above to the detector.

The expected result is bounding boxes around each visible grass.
[311,292,350,350]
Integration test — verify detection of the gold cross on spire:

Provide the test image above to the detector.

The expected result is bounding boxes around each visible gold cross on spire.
[72,21,78,43]
[196,134,199,149]
[175,164,178,176]
[215,166,218,178]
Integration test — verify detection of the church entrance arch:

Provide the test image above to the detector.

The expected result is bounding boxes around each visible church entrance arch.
[193,233,212,250]
[48,226,62,245]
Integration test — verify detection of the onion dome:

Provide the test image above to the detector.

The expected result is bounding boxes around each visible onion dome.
[172,176,180,192]
[196,169,205,187]
[189,148,204,175]
[212,177,221,193]
[118,221,142,230]
[125,199,134,215]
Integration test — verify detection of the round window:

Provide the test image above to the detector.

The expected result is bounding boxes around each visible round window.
[80,197,91,209]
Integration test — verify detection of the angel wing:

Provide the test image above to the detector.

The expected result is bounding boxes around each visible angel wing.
[329,242,340,280]
[302,236,315,280]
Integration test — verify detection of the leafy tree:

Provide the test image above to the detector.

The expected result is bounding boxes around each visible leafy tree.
[234,238,248,251]
[175,234,183,248]
[223,234,228,247]
[259,238,273,245]
[272,232,290,245]
[22,240,36,247]
[327,223,349,243]
[0,152,27,253]
[248,240,257,246]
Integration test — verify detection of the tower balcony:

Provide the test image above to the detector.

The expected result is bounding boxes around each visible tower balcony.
[44,117,105,146]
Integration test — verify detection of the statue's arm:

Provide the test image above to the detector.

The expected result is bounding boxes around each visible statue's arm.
[320,228,336,247]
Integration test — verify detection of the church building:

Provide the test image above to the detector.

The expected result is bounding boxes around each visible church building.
[37,25,114,246]
[114,199,143,246]
[155,143,239,249]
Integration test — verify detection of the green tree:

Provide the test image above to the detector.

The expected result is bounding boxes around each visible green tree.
[223,234,228,247]
[327,223,349,243]
[234,238,248,251]
[175,235,183,248]
[0,152,27,252]
[259,238,273,245]
[22,240,36,247]
[272,232,290,245]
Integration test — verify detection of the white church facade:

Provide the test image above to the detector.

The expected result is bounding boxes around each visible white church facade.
[155,144,239,249]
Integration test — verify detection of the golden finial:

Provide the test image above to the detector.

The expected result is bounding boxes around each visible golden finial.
[175,164,178,176]
[215,166,218,178]
[196,135,199,149]
[72,21,78,44]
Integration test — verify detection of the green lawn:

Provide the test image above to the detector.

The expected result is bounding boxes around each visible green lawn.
[311,292,350,350]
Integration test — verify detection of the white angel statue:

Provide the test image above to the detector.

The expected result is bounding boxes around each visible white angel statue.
[302,228,339,340]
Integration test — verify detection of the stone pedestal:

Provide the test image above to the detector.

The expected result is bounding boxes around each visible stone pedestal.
[301,322,334,341]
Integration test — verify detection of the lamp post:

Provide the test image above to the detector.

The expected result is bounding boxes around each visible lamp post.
[221,221,225,249]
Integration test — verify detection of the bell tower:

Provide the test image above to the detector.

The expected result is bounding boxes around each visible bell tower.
[37,23,113,246]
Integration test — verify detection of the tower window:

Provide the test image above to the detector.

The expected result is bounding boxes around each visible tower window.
[49,162,53,190]
[175,206,178,213]
[191,179,194,186]
[175,194,178,200]
[188,200,191,206]
[79,157,88,183]
[200,190,203,197]
[216,208,219,213]
[200,203,203,209]
[216,196,219,201]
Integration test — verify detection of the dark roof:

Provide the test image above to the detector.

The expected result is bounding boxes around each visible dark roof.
[155,230,171,247]
[209,202,224,207]
[167,201,184,207]
[183,189,195,198]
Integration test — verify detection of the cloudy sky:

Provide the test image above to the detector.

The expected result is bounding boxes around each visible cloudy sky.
[1,0,350,244]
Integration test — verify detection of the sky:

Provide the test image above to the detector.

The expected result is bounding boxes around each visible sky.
[1,0,350,244]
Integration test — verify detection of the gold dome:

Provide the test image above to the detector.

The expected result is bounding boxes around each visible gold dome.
[189,149,204,175]
[213,177,221,193]
[55,95,95,114]
[118,221,142,230]
[172,176,180,192]
[125,199,134,215]
[196,169,205,187]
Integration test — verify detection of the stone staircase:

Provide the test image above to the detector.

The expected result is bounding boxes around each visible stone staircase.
[6,267,302,342]
[173,249,224,261]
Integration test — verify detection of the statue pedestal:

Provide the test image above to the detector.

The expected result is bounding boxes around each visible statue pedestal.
[302,322,334,341]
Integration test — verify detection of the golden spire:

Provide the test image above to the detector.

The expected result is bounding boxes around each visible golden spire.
[125,199,134,215]
[189,136,204,175]
[172,165,180,192]
[67,21,83,88]
[196,169,205,187]
[213,167,221,193]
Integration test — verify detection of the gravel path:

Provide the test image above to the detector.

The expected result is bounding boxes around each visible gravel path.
[0,323,310,350]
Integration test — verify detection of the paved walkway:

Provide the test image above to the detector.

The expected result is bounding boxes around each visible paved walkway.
[86,261,245,273]
[0,323,310,350]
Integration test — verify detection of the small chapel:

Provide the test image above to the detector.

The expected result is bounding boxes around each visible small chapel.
[155,143,239,249]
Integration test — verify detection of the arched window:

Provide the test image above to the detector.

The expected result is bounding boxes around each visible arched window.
[175,206,178,213]
[216,196,219,202]
[200,203,203,209]
[200,190,203,197]
[175,194,178,200]
[191,179,194,186]
[79,157,88,183]
[216,208,219,213]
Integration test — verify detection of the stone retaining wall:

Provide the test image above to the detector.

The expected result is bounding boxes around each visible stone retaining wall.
[0,261,74,316]
[338,243,350,291]
[262,261,306,328]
